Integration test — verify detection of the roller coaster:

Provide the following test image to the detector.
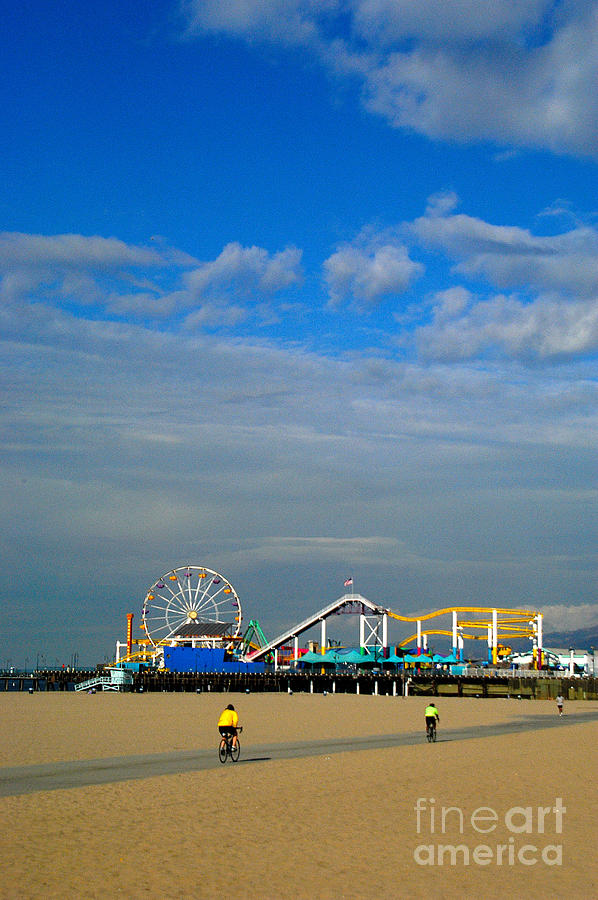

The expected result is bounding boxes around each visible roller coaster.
[245,595,543,668]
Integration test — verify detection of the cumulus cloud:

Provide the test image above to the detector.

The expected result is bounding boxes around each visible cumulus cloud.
[184,0,554,47]
[182,0,333,45]
[183,301,249,329]
[0,232,171,269]
[0,232,302,328]
[429,286,472,323]
[425,191,459,218]
[185,243,302,297]
[183,0,598,156]
[357,14,598,154]
[416,292,598,362]
[0,231,192,315]
[351,0,552,44]
[324,234,422,306]
[413,211,598,298]
[405,197,598,362]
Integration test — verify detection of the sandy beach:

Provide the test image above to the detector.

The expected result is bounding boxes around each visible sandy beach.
[0,692,596,899]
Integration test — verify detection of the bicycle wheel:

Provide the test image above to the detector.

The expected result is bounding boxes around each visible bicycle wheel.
[432,726,437,743]
[230,740,240,762]
[218,740,227,764]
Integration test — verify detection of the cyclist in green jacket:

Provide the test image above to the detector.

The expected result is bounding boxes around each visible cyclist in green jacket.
[425,702,439,735]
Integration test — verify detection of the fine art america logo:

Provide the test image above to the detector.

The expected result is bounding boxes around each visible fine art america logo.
[413,797,565,867]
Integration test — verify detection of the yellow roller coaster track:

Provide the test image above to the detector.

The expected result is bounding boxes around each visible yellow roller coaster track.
[386,606,538,623]
[458,620,534,631]
[398,629,480,647]
[396,629,533,648]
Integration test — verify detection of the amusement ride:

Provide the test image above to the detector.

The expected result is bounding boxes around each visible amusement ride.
[114,563,546,672]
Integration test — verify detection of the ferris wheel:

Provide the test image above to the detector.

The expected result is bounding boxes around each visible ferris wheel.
[141,565,243,648]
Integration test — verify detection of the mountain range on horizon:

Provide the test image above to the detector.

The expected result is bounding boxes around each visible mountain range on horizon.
[500,626,598,655]
[542,626,598,652]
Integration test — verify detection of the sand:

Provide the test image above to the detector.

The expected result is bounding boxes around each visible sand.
[0,692,596,899]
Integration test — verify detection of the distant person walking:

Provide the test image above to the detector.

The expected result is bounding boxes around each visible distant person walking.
[556,694,564,716]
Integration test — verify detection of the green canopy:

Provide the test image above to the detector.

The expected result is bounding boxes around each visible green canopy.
[353,653,382,665]
[382,652,405,665]
[297,650,329,665]
[336,649,374,665]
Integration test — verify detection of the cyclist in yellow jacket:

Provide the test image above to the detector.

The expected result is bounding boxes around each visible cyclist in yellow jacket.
[424,702,439,735]
[218,704,240,749]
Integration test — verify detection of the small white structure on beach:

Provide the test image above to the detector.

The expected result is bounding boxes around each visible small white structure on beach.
[75,667,134,692]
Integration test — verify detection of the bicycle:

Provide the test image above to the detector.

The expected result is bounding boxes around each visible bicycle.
[426,720,437,743]
[218,726,242,763]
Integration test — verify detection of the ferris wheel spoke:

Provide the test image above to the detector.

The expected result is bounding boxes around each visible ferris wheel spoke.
[154,626,179,642]
[164,606,189,622]
[146,626,176,639]
[195,593,218,611]
[152,593,176,606]
[197,585,227,607]
[151,603,186,621]
[147,609,177,624]
[165,602,190,620]
[205,597,230,612]
[147,601,176,614]
[192,576,205,604]
[168,597,190,615]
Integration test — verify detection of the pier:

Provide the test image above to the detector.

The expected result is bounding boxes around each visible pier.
[1,669,597,700]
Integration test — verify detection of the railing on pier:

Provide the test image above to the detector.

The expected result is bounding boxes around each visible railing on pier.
[465,667,568,679]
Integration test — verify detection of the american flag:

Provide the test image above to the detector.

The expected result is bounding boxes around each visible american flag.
[344,577,353,587]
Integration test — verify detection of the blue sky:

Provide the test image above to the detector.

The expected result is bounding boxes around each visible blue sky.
[2,0,598,666]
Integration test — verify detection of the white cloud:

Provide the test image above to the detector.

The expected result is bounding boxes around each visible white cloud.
[416,292,598,362]
[183,0,598,156]
[429,286,472,322]
[245,535,404,565]
[541,603,598,633]
[59,273,106,307]
[359,0,554,43]
[183,302,249,329]
[0,269,47,303]
[325,236,422,306]
[0,233,302,326]
[358,23,598,154]
[106,292,168,317]
[425,191,459,218]
[184,0,553,47]
[406,199,598,362]
[184,242,303,297]
[413,211,598,298]
[0,232,167,268]
[182,0,334,45]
